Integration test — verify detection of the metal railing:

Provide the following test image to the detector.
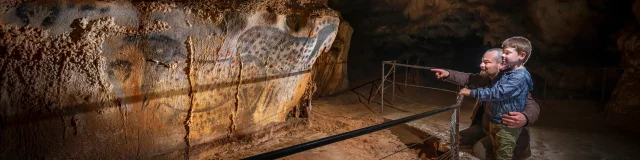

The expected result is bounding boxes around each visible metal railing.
[243,61,465,160]
[242,96,463,160]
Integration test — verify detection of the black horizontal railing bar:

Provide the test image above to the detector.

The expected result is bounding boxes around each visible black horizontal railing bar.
[242,95,464,160]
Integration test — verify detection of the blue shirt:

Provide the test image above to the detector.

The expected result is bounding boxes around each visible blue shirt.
[470,67,533,124]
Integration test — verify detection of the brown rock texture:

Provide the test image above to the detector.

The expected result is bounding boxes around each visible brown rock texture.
[312,20,352,97]
[334,0,606,55]
[0,0,339,159]
[608,0,640,132]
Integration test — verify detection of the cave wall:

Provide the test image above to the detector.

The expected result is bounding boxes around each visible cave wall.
[0,0,338,159]
[313,20,352,97]
[332,0,618,62]
[607,0,640,132]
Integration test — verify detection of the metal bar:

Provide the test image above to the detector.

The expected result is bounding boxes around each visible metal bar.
[367,82,376,104]
[381,62,385,114]
[454,94,461,160]
[395,83,405,94]
[383,61,435,70]
[378,83,394,105]
[369,82,395,105]
[450,110,456,160]
[384,79,457,94]
[369,65,396,104]
[242,100,463,160]
[450,89,462,160]
[405,59,409,88]
[392,60,396,103]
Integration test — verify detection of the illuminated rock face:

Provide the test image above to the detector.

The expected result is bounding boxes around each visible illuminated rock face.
[313,20,352,97]
[0,0,338,158]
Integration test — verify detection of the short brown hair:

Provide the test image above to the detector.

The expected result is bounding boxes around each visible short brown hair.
[501,36,532,64]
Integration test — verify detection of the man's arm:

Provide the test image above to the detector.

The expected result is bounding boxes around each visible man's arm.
[442,70,492,88]
[502,93,540,128]
[522,93,540,126]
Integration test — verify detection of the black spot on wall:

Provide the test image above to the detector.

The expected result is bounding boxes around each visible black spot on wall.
[123,36,137,43]
[123,35,187,64]
[15,4,31,24]
[146,35,187,63]
[80,5,96,11]
[100,7,110,13]
[108,60,133,81]
[15,4,61,27]
[261,12,278,25]
[0,46,7,57]
[41,6,60,27]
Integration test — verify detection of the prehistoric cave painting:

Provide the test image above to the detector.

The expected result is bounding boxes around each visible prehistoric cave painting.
[234,21,338,75]
[123,35,188,65]
[231,17,339,130]
[107,34,191,114]
[15,3,61,27]
[2,1,138,35]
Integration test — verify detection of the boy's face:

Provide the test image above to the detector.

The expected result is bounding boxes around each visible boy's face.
[502,47,526,69]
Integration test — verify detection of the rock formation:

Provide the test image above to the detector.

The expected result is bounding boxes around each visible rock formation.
[313,20,352,97]
[0,0,339,159]
[607,0,640,133]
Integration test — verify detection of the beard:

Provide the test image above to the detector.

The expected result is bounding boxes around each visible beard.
[479,70,490,77]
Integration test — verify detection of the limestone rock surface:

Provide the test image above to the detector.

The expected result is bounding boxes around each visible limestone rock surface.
[313,20,352,97]
[0,0,339,158]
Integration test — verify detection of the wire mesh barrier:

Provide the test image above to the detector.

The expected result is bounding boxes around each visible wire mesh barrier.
[242,61,466,160]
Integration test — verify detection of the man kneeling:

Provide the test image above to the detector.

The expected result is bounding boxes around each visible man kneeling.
[431,47,540,160]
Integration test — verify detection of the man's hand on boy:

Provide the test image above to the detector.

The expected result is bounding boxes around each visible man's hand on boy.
[503,112,527,128]
[430,69,449,79]
[458,88,471,96]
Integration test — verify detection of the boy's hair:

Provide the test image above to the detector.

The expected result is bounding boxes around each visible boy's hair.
[501,36,532,64]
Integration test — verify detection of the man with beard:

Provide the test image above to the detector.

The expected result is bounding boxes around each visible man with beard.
[430,48,540,160]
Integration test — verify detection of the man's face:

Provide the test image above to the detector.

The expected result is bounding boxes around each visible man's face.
[479,50,501,77]
[502,47,525,69]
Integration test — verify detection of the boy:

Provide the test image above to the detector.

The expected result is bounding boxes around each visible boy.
[458,36,534,160]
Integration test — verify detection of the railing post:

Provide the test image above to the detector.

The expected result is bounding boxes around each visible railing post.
[405,59,409,88]
[381,62,385,114]
[450,95,462,160]
[392,60,396,103]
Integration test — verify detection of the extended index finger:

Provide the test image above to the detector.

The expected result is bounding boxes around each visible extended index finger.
[430,68,444,72]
